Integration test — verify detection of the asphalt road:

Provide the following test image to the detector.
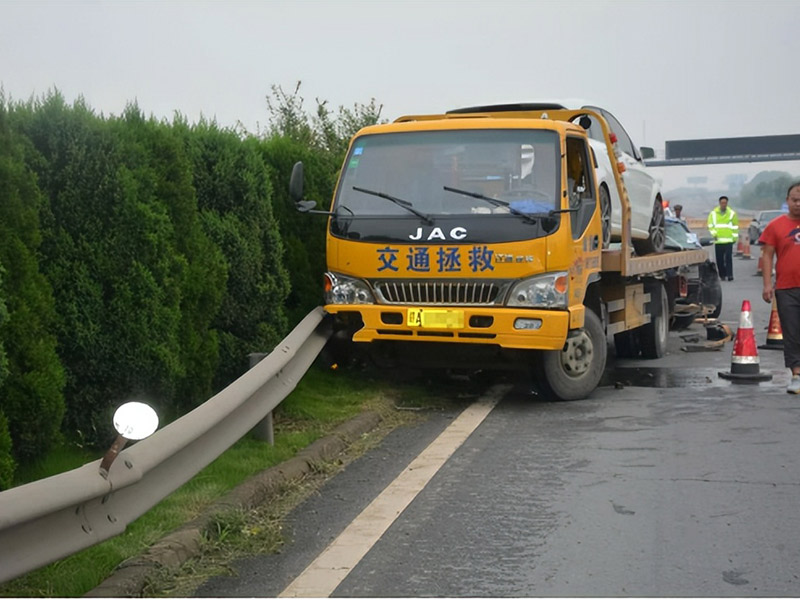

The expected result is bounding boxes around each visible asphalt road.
[198,244,800,597]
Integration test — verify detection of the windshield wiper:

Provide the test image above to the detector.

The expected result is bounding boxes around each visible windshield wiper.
[352,186,434,225]
[444,186,577,221]
[443,186,540,222]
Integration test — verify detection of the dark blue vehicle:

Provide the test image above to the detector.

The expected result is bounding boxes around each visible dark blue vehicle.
[665,217,722,329]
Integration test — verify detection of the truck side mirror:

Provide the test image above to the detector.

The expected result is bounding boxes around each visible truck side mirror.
[290,161,304,202]
[290,161,317,212]
[640,146,655,159]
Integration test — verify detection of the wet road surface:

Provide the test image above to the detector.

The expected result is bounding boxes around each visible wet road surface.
[198,245,800,597]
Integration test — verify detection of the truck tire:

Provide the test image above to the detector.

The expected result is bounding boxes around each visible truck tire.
[640,282,668,358]
[536,309,607,401]
[632,197,666,255]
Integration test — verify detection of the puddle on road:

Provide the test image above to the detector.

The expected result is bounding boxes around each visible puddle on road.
[600,367,789,389]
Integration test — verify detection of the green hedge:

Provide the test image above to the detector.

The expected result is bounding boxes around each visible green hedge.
[0,104,65,485]
[0,264,13,490]
[182,121,289,389]
[0,86,380,488]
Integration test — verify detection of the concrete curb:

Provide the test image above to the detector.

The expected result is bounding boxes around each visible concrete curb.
[85,411,382,598]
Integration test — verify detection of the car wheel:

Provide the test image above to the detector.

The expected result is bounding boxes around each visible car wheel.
[632,197,666,255]
[599,185,612,249]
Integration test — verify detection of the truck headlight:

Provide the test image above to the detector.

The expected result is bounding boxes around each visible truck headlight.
[506,272,568,308]
[324,272,375,305]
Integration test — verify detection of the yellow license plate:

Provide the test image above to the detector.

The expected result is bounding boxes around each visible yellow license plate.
[407,308,465,329]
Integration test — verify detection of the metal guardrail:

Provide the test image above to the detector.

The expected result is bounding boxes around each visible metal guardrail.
[0,308,332,583]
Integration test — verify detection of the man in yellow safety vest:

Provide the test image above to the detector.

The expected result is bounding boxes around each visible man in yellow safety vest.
[707,195,739,281]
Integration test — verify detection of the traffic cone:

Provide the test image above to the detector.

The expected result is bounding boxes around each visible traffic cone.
[719,300,773,382]
[759,297,784,350]
[735,233,744,256]
[755,251,765,277]
[740,234,752,259]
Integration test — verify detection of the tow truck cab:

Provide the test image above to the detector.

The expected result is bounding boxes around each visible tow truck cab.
[290,108,706,400]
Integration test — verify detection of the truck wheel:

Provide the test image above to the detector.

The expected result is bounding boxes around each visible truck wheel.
[536,309,607,401]
[600,185,612,249]
[632,197,666,255]
[640,282,668,358]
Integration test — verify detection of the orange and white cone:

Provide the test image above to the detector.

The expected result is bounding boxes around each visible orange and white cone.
[719,300,773,382]
[758,297,784,351]
[740,235,752,259]
[735,233,744,256]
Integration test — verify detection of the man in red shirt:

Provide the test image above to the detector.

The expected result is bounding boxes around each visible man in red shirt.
[760,182,800,394]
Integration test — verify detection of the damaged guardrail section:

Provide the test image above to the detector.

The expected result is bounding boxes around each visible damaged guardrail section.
[0,308,332,583]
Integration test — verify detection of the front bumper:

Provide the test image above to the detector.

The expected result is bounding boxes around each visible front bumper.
[324,304,570,350]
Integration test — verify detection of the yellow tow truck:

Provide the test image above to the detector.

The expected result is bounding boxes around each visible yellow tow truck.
[289,106,707,400]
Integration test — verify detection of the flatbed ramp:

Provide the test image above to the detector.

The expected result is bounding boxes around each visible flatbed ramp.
[602,248,709,276]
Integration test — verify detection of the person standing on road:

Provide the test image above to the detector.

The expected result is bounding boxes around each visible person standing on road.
[707,195,739,281]
[760,182,800,394]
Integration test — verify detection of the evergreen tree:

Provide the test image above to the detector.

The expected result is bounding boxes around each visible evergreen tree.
[183,120,290,389]
[0,100,65,475]
[112,107,226,414]
[0,264,13,489]
[8,94,215,442]
[259,82,384,326]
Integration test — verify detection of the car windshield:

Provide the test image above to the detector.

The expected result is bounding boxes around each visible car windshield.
[760,210,785,223]
[335,129,560,217]
[665,219,699,250]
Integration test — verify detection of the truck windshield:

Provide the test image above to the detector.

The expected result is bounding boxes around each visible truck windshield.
[335,129,560,218]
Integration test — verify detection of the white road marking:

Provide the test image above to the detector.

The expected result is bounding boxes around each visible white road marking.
[278,385,506,598]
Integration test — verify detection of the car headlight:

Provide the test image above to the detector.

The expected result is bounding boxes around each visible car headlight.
[324,272,375,305]
[506,272,569,308]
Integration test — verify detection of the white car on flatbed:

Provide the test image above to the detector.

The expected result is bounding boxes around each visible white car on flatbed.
[447,101,666,255]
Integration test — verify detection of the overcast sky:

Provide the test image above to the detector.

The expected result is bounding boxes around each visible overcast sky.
[2,0,799,191]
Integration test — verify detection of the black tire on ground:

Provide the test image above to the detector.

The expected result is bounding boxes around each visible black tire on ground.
[700,261,723,320]
[640,281,669,359]
[632,196,666,256]
[671,314,697,331]
[535,308,608,401]
[709,298,722,319]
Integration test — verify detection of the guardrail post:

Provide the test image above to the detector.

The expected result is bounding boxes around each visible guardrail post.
[248,352,275,445]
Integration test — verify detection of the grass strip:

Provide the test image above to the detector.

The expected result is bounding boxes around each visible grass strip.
[0,364,465,598]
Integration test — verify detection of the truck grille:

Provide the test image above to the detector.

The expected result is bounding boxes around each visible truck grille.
[372,279,507,305]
